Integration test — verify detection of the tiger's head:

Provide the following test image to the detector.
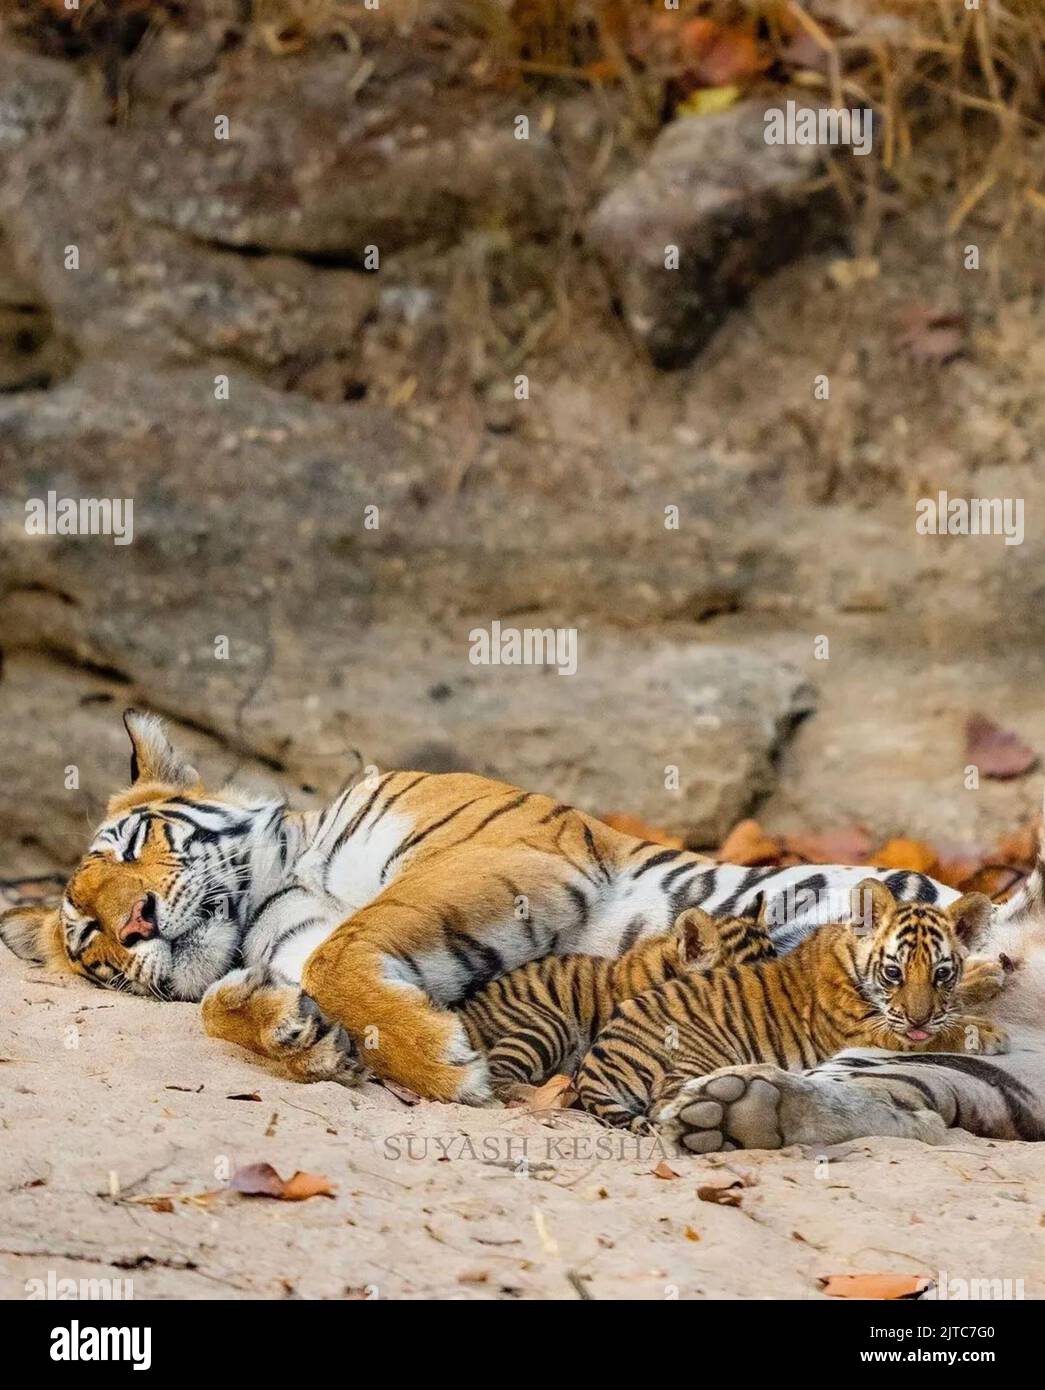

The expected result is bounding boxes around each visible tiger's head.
[0,711,279,1000]
[851,877,993,1044]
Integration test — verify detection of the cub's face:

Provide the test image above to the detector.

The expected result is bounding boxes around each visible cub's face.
[853,879,993,1043]
[0,712,243,1000]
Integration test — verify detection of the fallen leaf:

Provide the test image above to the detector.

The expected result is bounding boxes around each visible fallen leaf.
[717,819,782,866]
[994,819,1040,867]
[966,714,1039,780]
[230,1162,286,1198]
[868,838,939,875]
[457,1269,490,1284]
[651,1160,681,1180]
[281,1171,337,1201]
[229,1163,335,1201]
[381,1079,423,1106]
[227,1091,262,1102]
[601,813,683,848]
[527,1074,576,1111]
[819,1272,934,1300]
[677,85,742,116]
[679,18,764,86]
[684,1225,701,1241]
[697,1177,744,1207]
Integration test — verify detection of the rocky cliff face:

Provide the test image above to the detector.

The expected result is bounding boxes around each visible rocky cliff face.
[1,5,1043,872]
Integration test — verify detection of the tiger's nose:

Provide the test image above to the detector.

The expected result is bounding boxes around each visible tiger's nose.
[119,894,157,946]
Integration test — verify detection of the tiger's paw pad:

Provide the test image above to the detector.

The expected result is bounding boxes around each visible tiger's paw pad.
[655,1069,786,1153]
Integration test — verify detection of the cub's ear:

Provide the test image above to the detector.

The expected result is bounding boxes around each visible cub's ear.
[850,877,895,934]
[0,905,62,965]
[947,892,994,949]
[123,709,199,788]
[673,908,720,966]
[739,890,768,925]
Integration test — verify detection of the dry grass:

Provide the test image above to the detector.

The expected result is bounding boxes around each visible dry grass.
[465,1,1045,226]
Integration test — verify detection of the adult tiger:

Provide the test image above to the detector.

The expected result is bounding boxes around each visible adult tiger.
[1,709,1043,1145]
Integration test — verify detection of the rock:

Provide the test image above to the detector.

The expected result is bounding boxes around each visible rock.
[587,103,838,367]
[0,48,75,154]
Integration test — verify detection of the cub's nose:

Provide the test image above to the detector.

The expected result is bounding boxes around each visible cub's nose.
[119,893,158,946]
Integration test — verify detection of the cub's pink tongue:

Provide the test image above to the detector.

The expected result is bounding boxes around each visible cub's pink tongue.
[906,1027,930,1042]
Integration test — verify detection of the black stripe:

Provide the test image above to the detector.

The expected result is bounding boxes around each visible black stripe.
[380,796,486,880]
[631,849,683,880]
[538,803,571,824]
[582,824,612,884]
[618,915,645,953]
[449,792,531,848]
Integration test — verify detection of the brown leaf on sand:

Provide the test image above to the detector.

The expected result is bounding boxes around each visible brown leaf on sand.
[381,1079,423,1106]
[651,1160,681,1180]
[868,839,939,875]
[819,1272,933,1300]
[281,1170,337,1201]
[601,813,683,849]
[896,306,967,364]
[717,819,782,866]
[230,1162,335,1201]
[527,1074,576,1111]
[697,1176,744,1207]
[966,714,1039,780]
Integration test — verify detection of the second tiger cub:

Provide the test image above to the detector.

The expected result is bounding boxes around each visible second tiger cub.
[576,879,1009,1131]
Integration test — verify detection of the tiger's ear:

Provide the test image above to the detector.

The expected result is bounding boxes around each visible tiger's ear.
[673,908,720,966]
[851,878,894,935]
[947,892,993,949]
[739,890,768,925]
[0,905,63,965]
[123,710,199,788]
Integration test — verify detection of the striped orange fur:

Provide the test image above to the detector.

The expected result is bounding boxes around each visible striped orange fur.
[574,880,1008,1131]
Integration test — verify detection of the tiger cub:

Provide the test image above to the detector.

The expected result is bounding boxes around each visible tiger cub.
[575,879,1009,1132]
[457,897,776,1100]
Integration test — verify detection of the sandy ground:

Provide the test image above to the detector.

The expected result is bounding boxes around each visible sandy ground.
[2,949,1043,1303]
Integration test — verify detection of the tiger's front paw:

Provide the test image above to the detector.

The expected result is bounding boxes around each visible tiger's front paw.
[959,955,1007,1005]
[959,1016,1010,1056]
[202,970,368,1086]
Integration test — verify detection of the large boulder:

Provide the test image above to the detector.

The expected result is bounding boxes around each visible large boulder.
[588,102,838,367]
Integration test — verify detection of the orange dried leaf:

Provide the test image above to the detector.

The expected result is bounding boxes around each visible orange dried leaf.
[717,819,782,866]
[651,1160,681,1180]
[281,1170,337,1201]
[869,839,939,875]
[230,1162,335,1201]
[819,1272,933,1300]
[527,1074,576,1111]
[966,714,1038,780]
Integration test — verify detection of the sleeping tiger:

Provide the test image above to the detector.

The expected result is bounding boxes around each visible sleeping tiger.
[1,708,1043,1152]
[458,896,776,1099]
[573,881,1008,1135]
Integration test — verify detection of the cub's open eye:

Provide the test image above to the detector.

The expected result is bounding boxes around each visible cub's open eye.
[934,964,955,986]
[881,963,903,985]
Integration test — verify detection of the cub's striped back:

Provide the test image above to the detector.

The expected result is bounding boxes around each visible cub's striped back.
[575,880,1005,1132]
[458,895,776,1098]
